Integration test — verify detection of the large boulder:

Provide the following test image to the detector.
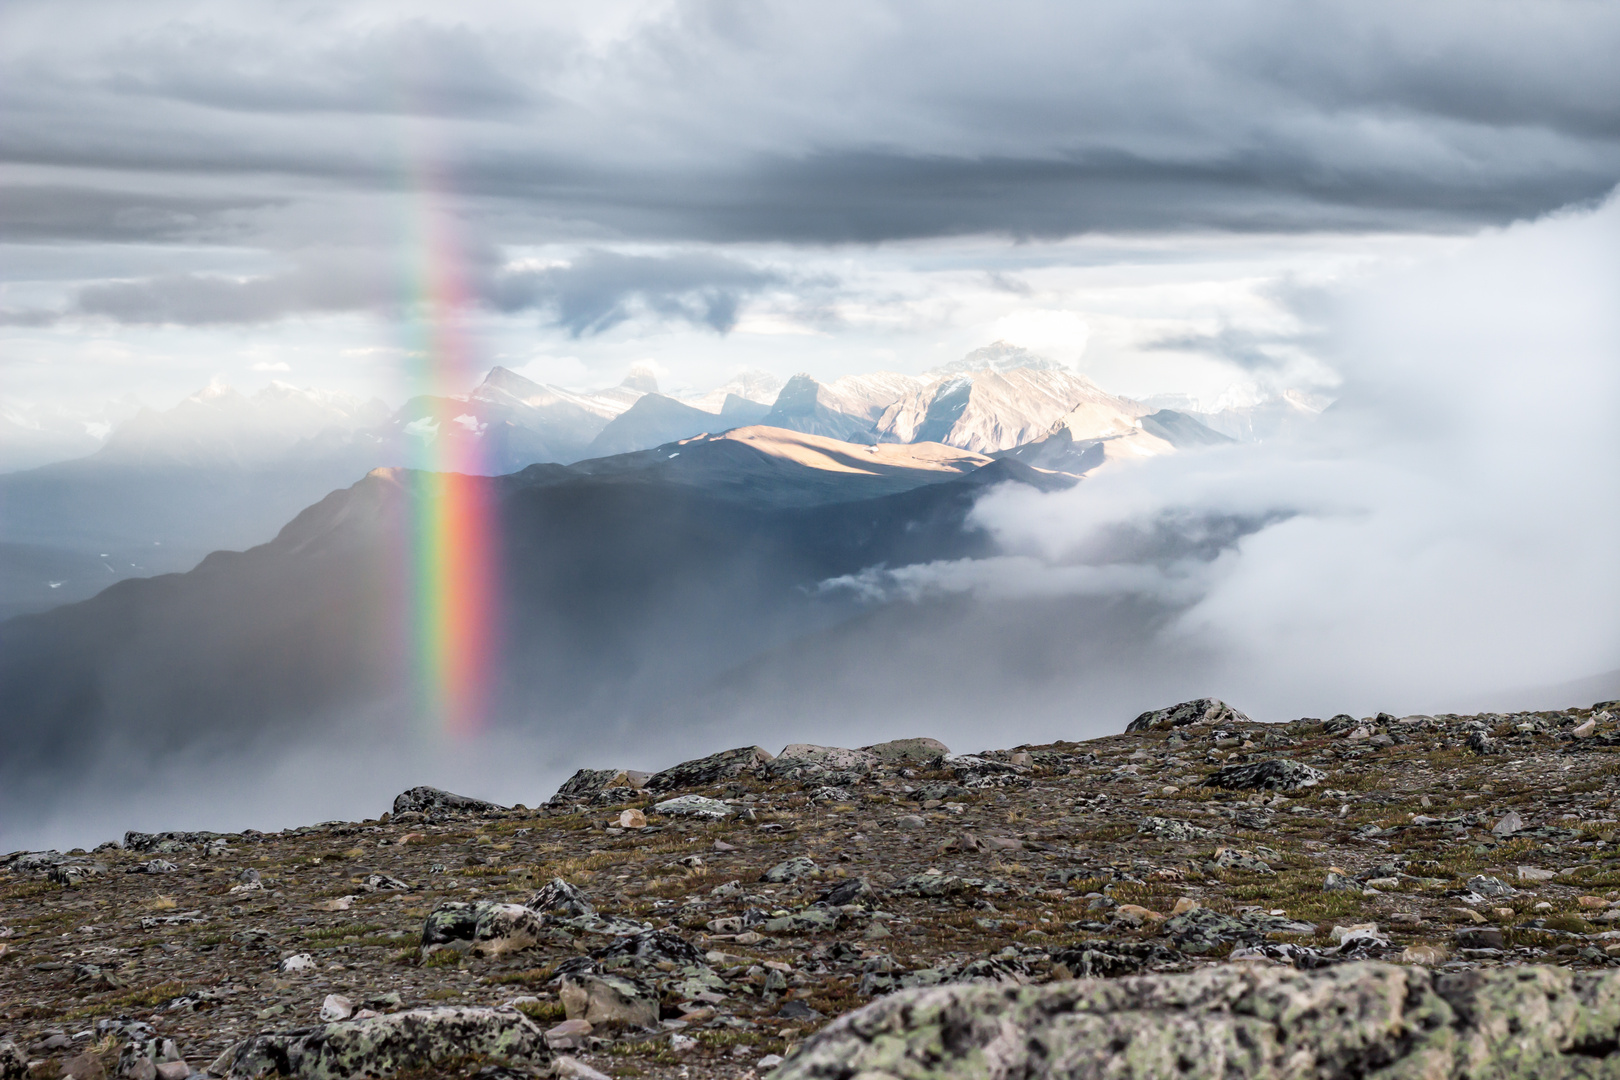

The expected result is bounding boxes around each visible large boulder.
[1126,699,1250,733]
[0,1041,27,1080]
[208,1006,550,1079]
[1203,759,1326,792]
[420,901,543,957]
[558,973,659,1029]
[772,744,879,773]
[547,768,652,806]
[861,738,950,764]
[527,878,594,918]
[390,787,503,816]
[771,961,1620,1079]
[643,746,774,794]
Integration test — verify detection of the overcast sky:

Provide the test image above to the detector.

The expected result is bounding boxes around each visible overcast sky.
[3,0,1619,420]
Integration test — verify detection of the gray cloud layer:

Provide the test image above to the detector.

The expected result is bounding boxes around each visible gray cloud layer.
[3,0,1618,255]
[4,247,785,332]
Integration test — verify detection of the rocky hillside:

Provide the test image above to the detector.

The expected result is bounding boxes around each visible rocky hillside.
[4,698,1619,1079]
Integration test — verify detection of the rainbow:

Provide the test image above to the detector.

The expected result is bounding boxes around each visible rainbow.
[396,183,501,739]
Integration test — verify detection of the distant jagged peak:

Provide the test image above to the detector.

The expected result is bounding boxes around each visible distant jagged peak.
[715,367,782,402]
[935,340,1071,375]
[477,365,547,399]
[620,362,660,394]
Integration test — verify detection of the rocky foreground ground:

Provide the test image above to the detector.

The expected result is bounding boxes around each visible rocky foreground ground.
[5,698,1620,1080]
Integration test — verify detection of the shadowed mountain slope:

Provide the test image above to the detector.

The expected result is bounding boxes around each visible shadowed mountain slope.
[0,429,1068,774]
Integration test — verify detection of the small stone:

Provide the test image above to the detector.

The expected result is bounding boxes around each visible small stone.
[1400,944,1449,965]
[1579,895,1609,909]
[1573,719,1597,738]
[1455,926,1506,950]
[1492,811,1525,836]
[543,1019,593,1050]
[1467,874,1519,899]
[320,993,354,1021]
[762,856,820,883]
[1452,908,1488,924]
[896,815,926,830]
[553,1057,612,1080]
[60,1053,104,1080]
[1110,904,1164,928]
[618,808,647,829]
[1517,865,1555,882]
[1323,871,1359,892]
[153,1062,188,1080]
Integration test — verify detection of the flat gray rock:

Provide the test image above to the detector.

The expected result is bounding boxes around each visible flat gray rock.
[390,786,503,816]
[643,746,774,793]
[1203,758,1326,791]
[209,1006,550,1079]
[1126,698,1250,732]
[771,961,1620,1079]
[861,737,950,763]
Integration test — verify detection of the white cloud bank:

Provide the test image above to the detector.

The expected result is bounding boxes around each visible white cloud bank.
[837,192,1620,718]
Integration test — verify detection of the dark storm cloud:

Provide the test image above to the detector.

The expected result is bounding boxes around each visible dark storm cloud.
[0,185,275,244]
[2,0,1617,251]
[492,250,785,335]
[36,247,781,330]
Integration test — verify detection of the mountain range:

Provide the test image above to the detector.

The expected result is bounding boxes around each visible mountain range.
[0,348,1314,619]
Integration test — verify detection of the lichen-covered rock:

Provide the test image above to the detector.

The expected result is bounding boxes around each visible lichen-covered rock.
[762,907,842,935]
[208,1006,550,1079]
[771,744,879,775]
[558,973,659,1029]
[861,738,950,764]
[762,856,820,883]
[390,787,503,816]
[592,928,707,970]
[118,1036,184,1079]
[548,768,650,805]
[1126,698,1250,733]
[0,1040,28,1080]
[643,746,774,793]
[651,794,734,819]
[818,878,874,906]
[527,878,594,917]
[1159,907,1315,955]
[1137,816,1215,842]
[771,961,1620,1080]
[890,872,973,898]
[419,901,543,957]
[1203,758,1326,791]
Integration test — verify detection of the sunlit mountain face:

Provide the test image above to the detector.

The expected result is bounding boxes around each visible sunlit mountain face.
[1,1,1616,852]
